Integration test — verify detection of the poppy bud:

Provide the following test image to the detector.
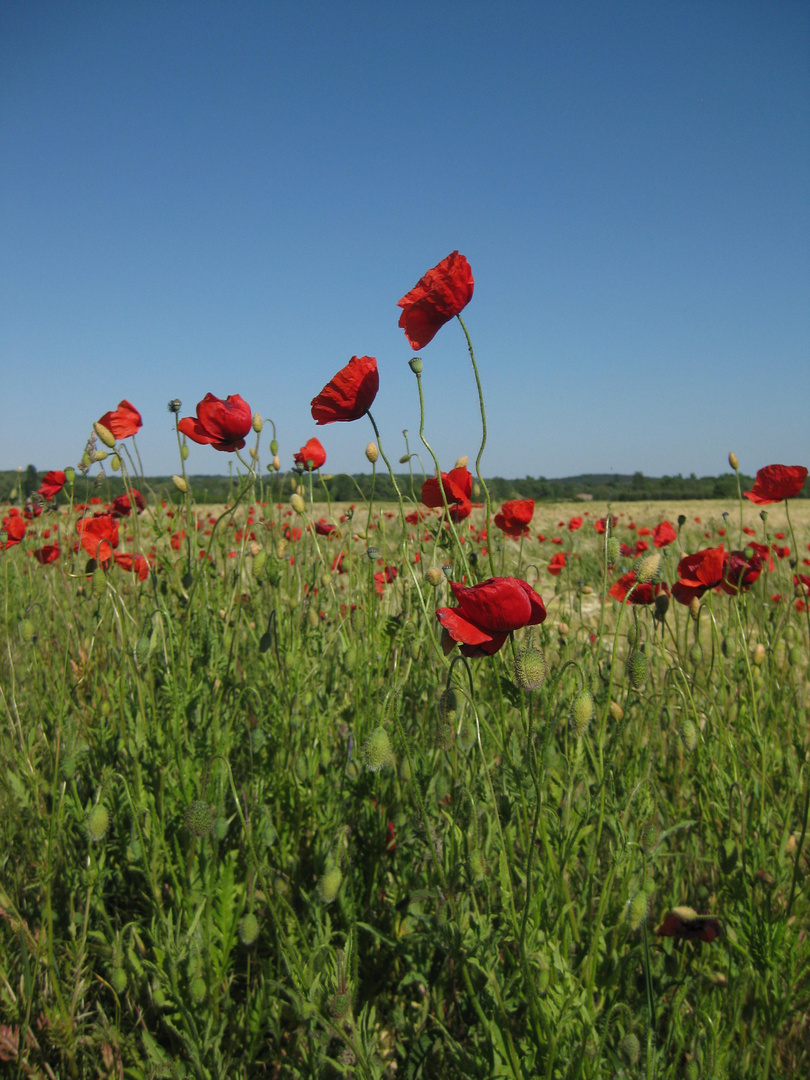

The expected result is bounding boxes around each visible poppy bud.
[172,475,187,493]
[111,967,127,994]
[249,446,258,459]
[290,493,305,515]
[408,356,423,374]
[252,413,263,433]
[363,727,394,772]
[239,912,260,945]
[93,422,116,449]
[272,455,281,471]
[680,718,698,752]
[111,455,121,472]
[628,891,649,930]
[425,567,443,587]
[454,455,468,469]
[728,451,739,471]
[19,618,35,643]
[181,444,189,460]
[399,454,411,464]
[789,645,803,668]
[134,636,151,667]
[641,824,659,853]
[689,642,703,667]
[90,450,109,462]
[190,977,207,1004]
[689,596,701,621]
[609,701,624,722]
[468,849,487,882]
[185,800,214,837]
[317,866,342,904]
[605,537,620,564]
[619,1033,641,1068]
[571,690,594,736]
[627,651,648,689]
[654,593,669,620]
[513,646,546,691]
[269,439,278,455]
[330,992,351,1019]
[752,642,766,666]
[365,442,379,464]
[635,551,661,584]
[86,803,110,842]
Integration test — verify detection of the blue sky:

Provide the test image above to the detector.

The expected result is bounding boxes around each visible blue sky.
[2,1,808,482]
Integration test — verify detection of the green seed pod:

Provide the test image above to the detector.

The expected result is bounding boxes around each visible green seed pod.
[570,690,594,737]
[111,967,128,994]
[605,536,620,564]
[190,976,207,1004]
[239,912,260,945]
[619,1032,641,1068]
[362,727,394,772]
[689,642,703,667]
[408,356,423,374]
[628,890,649,930]
[680,718,698,752]
[318,866,342,904]
[184,800,214,837]
[134,636,151,666]
[513,646,547,691]
[19,618,35,643]
[86,803,110,842]
[627,650,649,689]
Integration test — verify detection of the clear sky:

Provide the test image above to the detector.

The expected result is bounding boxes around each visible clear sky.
[2,1,808,482]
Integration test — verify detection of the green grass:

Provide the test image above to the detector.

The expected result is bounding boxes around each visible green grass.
[1,488,808,1080]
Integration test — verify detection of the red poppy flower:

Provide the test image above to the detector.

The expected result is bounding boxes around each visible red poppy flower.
[436,576,546,658]
[721,549,764,595]
[374,565,398,595]
[3,516,27,548]
[744,464,808,505]
[311,355,379,424]
[38,470,66,501]
[397,251,474,349]
[653,520,676,548]
[548,552,567,577]
[314,518,336,536]
[34,544,60,565]
[568,516,583,532]
[494,499,534,538]
[294,437,327,471]
[97,399,142,440]
[421,466,472,522]
[178,394,252,452]
[113,552,150,582]
[656,907,721,944]
[609,571,669,605]
[111,490,145,517]
[671,545,725,605]
[77,515,119,564]
[594,516,617,535]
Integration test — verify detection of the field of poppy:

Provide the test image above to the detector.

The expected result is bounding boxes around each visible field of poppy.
[1,253,809,1079]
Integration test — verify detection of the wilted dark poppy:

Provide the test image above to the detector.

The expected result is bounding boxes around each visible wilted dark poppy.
[33,544,60,565]
[113,552,150,582]
[77,515,119,565]
[111,490,145,517]
[311,356,379,424]
[672,546,725,605]
[656,907,721,944]
[494,499,534,538]
[38,470,66,501]
[744,464,808,505]
[397,251,474,349]
[98,400,142,440]
[653,520,676,548]
[314,518,336,535]
[294,437,327,471]
[436,576,546,657]
[178,394,252,452]
[421,466,473,522]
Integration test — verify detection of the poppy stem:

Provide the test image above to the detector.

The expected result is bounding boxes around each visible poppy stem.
[457,315,495,578]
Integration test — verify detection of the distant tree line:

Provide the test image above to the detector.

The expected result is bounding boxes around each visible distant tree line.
[3,466,807,505]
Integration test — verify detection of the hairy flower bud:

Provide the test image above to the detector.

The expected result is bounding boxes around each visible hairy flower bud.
[513,646,546,691]
[172,474,188,493]
[93,422,116,448]
[571,689,594,737]
[185,800,214,837]
[239,912,260,945]
[627,650,649,689]
[362,727,394,772]
[425,567,443,587]
[87,803,110,842]
[290,493,305,515]
[365,442,379,463]
[454,455,468,469]
[318,866,342,904]
[252,413,263,433]
[728,451,739,471]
